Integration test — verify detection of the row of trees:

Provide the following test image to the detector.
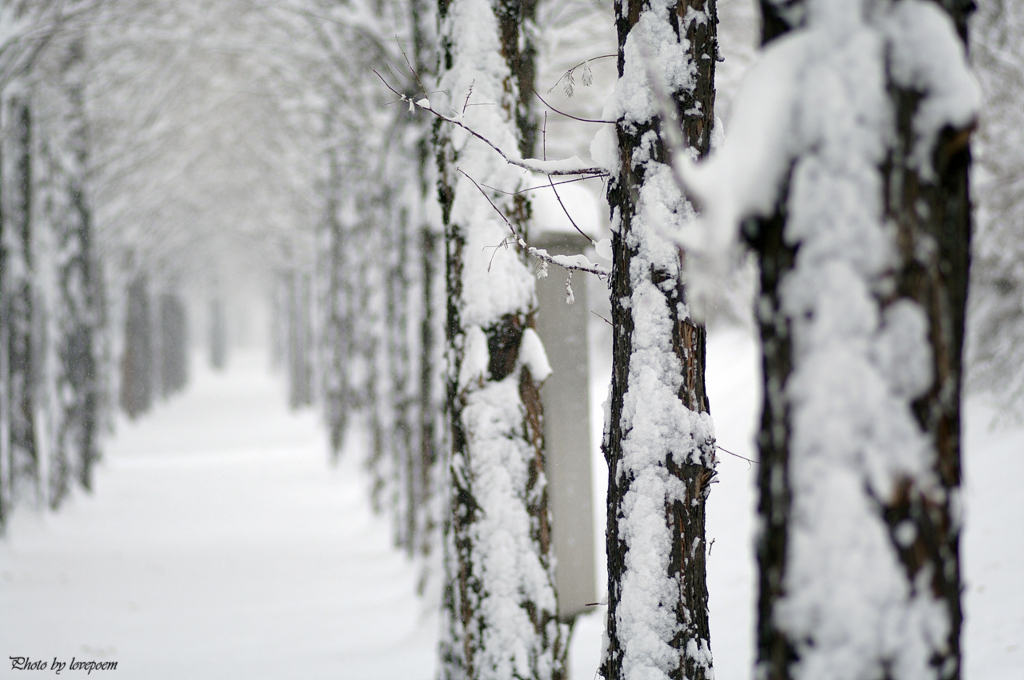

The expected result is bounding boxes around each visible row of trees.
[1,1,104,525]
[0,0,339,531]
[0,0,215,532]
[314,1,981,679]
[266,1,983,679]
[0,1,998,679]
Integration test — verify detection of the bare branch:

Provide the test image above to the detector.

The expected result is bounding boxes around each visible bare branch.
[547,174,595,244]
[542,111,547,161]
[534,89,615,125]
[546,54,616,95]
[480,174,602,197]
[457,167,517,237]
[716,445,759,467]
[458,167,609,280]
[373,69,609,178]
[395,36,428,97]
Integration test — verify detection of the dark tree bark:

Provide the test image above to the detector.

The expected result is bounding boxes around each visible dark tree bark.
[878,14,973,679]
[746,205,797,680]
[352,203,387,514]
[383,197,415,551]
[416,224,441,566]
[0,123,6,529]
[5,99,39,505]
[601,2,718,679]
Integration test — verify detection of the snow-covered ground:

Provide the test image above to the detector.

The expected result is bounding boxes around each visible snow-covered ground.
[0,350,437,680]
[2,331,1021,679]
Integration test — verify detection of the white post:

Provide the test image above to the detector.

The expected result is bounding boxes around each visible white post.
[533,232,597,621]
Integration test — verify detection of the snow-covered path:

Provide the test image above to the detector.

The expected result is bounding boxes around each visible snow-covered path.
[0,350,437,680]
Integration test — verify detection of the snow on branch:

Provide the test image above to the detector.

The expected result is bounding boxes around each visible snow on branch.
[373,69,608,178]
[455,166,609,279]
[524,244,609,280]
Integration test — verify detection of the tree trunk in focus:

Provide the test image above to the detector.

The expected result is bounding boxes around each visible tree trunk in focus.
[601,2,718,679]
[435,0,565,674]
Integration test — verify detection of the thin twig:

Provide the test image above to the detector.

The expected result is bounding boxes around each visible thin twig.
[534,90,615,124]
[480,174,602,197]
[396,37,427,96]
[547,174,595,244]
[373,70,608,178]
[457,167,517,237]
[546,54,617,94]
[716,445,758,466]
[385,62,402,90]
[484,237,514,272]
[542,111,547,161]
[459,167,608,279]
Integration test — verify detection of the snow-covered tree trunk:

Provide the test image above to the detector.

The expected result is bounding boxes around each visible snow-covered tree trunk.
[599,1,718,679]
[91,252,112,444]
[727,2,977,679]
[285,275,299,404]
[414,196,445,581]
[49,36,100,502]
[386,202,416,552]
[408,0,443,571]
[435,0,565,674]
[416,220,443,563]
[359,208,389,514]
[271,271,286,372]
[4,97,40,505]
[320,110,350,458]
